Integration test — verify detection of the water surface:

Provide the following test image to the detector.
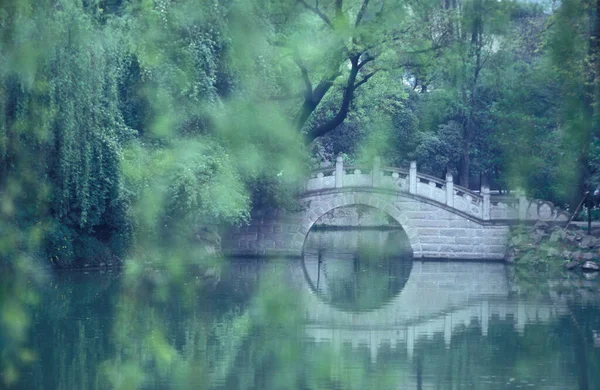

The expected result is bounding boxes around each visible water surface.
[16,228,600,389]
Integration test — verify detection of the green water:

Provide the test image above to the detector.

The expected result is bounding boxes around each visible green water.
[14,229,600,389]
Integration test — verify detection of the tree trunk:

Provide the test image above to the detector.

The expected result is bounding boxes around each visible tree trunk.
[574,0,600,206]
[295,99,317,131]
[459,151,470,188]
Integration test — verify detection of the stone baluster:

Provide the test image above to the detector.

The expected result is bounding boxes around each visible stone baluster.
[445,172,454,207]
[316,172,324,189]
[409,161,417,194]
[517,189,527,220]
[481,300,489,336]
[372,156,381,187]
[335,155,344,188]
[482,185,491,220]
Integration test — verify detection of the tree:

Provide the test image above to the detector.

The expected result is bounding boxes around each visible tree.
[255,0,443,143]
[546,0,600,203]
[413,1,558,189]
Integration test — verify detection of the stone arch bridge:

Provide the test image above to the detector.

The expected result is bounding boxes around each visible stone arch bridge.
[224,158,569,260]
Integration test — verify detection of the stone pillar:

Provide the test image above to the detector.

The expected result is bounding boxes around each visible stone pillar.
[444,313,452,349]
[482,185,491,221]
[481,300,489,337]
[406,326,414,360]
[409,161,417,194]
[516,301,526,334]
[372,156,381,187]
[335,155,344,188]
[316,172,324,189]
[370,339,378,364]
[517,189,527,220]
[445,172,454,207]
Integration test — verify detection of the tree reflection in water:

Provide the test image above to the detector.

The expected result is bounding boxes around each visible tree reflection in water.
[10,232,600,389]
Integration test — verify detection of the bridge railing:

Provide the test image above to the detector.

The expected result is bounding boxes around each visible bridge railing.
[305,157,569,222]
[490,194,569,222]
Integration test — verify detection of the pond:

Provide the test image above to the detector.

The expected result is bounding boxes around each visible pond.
[14,228,600,389]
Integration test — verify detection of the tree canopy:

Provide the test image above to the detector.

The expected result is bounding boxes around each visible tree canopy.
[3,0,600,387]
[0,0,598,262]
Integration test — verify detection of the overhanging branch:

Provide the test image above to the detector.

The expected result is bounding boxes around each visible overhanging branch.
[354,70,377,89]
[264,93,304,101]
[357,53,375,69]
[307,56,360,141]
[293,55,313,99]
[298,0,333,27]
[356,0,370,27]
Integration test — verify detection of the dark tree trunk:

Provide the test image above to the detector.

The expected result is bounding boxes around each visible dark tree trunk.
[459,151,470,188]
[574,0,600,206]
[305,55,362,142]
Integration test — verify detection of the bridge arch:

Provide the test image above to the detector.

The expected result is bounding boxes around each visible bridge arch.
[223,159,569,260]
[294,191,423,257]
[225,187,513,259]
[302,227,414,312]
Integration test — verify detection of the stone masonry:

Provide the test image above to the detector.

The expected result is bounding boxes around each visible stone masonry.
[225,188,511,260]
[223,159,568,260]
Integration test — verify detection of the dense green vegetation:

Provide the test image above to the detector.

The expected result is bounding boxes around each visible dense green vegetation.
[1,0,600,387]
[1,0,599,267]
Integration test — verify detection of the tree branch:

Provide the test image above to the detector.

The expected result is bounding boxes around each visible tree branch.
[404,44,444,56]
[294,69,341,129]
[293,55,313,99]
[355,0,370,27]
[307,56,360,141]
[354,70,377,89]
[264,93,304,101]
[357,53,375,69]
[363,26,412,51]
[298,0,333,27]
[312,71,341,102]
[335,0,343,17]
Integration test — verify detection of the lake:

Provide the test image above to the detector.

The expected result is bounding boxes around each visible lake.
[14,228,600,389]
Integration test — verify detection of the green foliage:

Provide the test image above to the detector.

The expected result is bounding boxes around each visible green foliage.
[0,0,136,266]
[3,0,600,386]
[123,138,250,239]
[318,71,419,167]
[0,1,303,382]
[575,206,600,221]
[414,120,463,175]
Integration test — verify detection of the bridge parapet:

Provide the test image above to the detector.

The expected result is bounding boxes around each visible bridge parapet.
[306,157,569,223]
[490,194,569,222]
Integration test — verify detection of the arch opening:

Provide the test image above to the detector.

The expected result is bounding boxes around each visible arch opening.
[293,193,423,258]
[301,205,414,312]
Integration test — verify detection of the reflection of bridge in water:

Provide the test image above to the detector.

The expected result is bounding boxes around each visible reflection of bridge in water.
[225,218,599,388]
[225,252,593,388]
[291,258,568,363]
